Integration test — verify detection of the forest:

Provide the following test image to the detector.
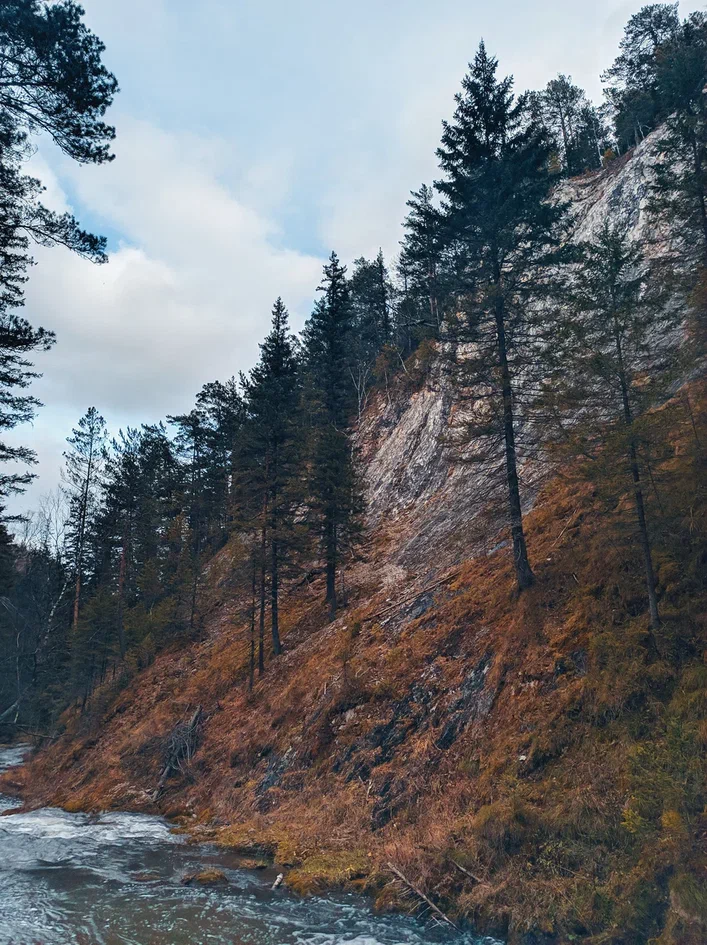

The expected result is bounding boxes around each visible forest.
[1,0,703,733]
[0,5,705,942]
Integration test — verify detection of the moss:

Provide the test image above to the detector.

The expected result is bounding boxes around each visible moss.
[238,857,269,870]
[212,824,276,857]
[182,869,229,886]
[286,851,371,896]
[471,798,538,855]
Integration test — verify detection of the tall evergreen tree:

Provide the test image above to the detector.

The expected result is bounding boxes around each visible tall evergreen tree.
[303,253,362,618]
[349,251,394,415]
[0,315,54,508]
[650,12,707,271]
[531,75,607,174]
[63,407,107,634]
[238,299,301,661]
[603,3,680,149]
[435,42,570,591]
[538,223,681,635]
[0,2,117,503]
[398,184,446,343]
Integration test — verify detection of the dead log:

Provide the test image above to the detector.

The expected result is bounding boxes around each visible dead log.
[386,861,459,931]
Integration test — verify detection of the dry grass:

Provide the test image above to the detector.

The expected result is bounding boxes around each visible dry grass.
[5,383,706,945]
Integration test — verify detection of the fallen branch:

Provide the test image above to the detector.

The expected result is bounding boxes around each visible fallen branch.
[550,507,580,549]
[0,700,19,724]
[449,857,483,884]
[386,861,459,931]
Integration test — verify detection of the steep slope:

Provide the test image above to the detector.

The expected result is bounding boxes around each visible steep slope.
[4,137,706,945]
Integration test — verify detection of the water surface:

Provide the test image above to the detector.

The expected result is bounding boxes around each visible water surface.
[0,745,499,945]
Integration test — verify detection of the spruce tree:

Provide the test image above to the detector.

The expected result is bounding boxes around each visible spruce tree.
[603,3,680,149]
[651,12,707,271]
[63,407,107,634]
[303,252,362,618]
[435,42,570,591]
[239,299,301,659]
[538,222,681,635]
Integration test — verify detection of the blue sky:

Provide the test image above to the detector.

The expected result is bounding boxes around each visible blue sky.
[5,0,704,519]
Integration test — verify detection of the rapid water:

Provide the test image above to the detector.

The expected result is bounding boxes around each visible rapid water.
[0,745,499,945]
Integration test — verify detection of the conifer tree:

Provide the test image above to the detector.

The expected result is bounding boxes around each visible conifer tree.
[531,75,607,174]
[167,409,209,633]
[63,407,107,633]
[195,378,244,539]
[0,315,55,508]
[238,299,301,659]
[435,42,570,591]
[539,222,681,634]
[0,2,117,502]
[399,184,446,341]
[651,12,707,271]
[603,3,680,149]
[303,253,362,618]
[349,251,394,415]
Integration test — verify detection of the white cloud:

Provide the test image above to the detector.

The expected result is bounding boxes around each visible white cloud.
[7,0,707,521]
[5,118,323,517]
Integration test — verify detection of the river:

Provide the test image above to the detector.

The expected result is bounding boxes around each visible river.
[0,745,499,945]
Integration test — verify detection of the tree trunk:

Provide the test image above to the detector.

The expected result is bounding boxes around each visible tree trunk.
[271,537,281,655]
[690,132,707,266]
[494,293,534,591]
[614,318,661,633]
[258,526,266,675]
[326,517,337,620]
[72,437,95,633]
[249,551,256,691]
[72,572,82,634]
[117,530,127,660]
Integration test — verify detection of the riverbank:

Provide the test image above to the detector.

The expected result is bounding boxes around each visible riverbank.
[4,385,706,945]
[0,744,497,945]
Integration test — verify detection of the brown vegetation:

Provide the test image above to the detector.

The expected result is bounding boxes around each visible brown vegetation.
[3,383,706,945]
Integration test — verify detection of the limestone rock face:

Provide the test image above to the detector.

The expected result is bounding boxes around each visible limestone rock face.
[358,130,666,577]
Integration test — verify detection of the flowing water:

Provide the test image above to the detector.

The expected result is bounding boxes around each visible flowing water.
[0,746,499,945]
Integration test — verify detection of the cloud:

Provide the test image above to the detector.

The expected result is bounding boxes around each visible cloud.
[8,0,707,522]
[5,118,323,517]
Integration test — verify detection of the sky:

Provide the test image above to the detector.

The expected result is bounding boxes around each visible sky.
[4,0,705,518]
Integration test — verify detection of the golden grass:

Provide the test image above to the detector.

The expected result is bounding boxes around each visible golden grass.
[5,381,705,945]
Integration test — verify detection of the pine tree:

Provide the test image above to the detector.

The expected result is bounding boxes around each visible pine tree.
[650,12,707,272]
[238,299,301,660]
[398,184,446,343]
[63,407,107,634]
[531,75,607,175]
[538,222,682,635]
[195,378,244,540]
[167,409,209,633]
[603,3,680,149]
[0,2,117,502]
[0,314,55,508]
[435,42,570,591]
[303,253,363,618]
[349,251,394,415]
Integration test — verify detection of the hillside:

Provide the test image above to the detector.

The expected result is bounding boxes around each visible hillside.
[3,136,706,945]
